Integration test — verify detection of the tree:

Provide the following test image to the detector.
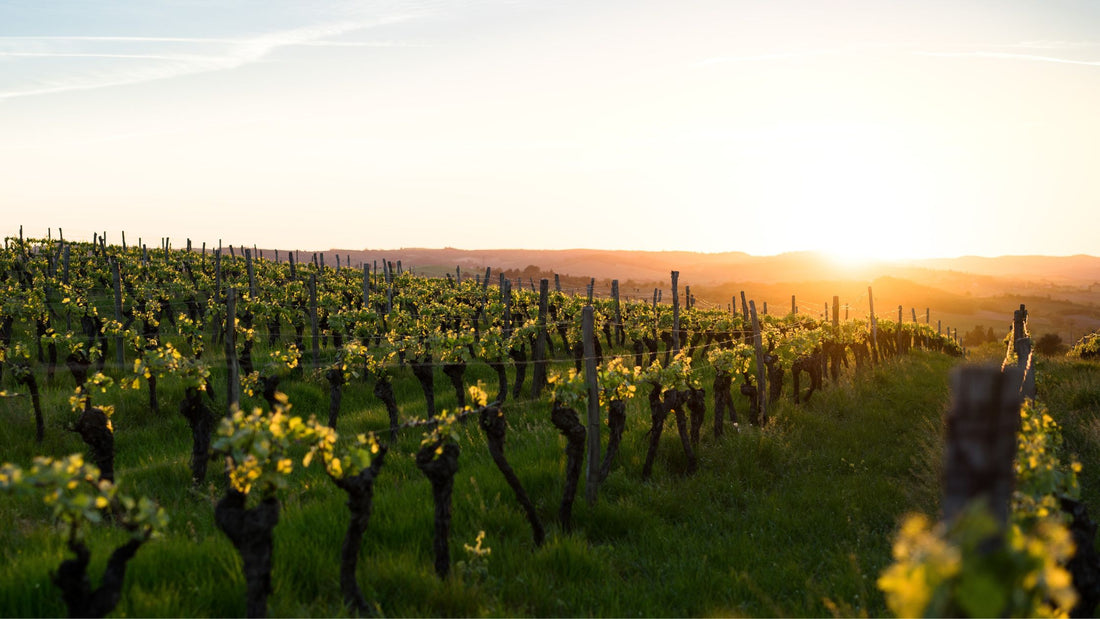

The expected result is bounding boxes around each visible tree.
[1036,333,1068,357]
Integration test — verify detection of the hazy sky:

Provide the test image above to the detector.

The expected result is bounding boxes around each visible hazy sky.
[2,1,1098,259]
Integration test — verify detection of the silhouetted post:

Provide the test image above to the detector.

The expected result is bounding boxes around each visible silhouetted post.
[792,295,797,315]
[582,306,600,505]
[111,259,124,368]
[245,248,256,299]
[611,279,623,345]
[532,279,549,396]
[926,308,930,324]
[362,265,370,308]
[868,286,878,363]
[1014,305,1035,399]
[740,291,749,325]
[310,274,320,367]
[943,366,1023,525]
[215,249,223,297]
[671,271,680,354]
[749,300,768,425]
[554,274,561,292]
[832,296,840,330]
[225,288,240,414]
[63,244,70,285]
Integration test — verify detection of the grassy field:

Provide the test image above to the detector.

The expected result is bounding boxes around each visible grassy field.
[2,349,963,616]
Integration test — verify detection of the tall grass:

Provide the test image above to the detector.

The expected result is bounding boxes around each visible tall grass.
[0,350,957,616]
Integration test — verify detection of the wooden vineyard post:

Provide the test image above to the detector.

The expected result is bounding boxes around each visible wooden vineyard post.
[245,248,256,299]
[898,305,904,352]
[111,259,125,369]
[911,307,918,323]
[214,249,223,297]
[289,252,297,279]
[555,274,561,292]
[652,288,659,348]
[63,243,70,285]
[868,286,878,364]
[582,306,601,505]
[612,279,623,345]
[482,267,491,292]
[671,270,680,354]
[792,295,797,315]
[502,280,512,336]
[310,274,320,368]
[943,366,1023,525]
[225,288,240,414]
[740,291,749,328]
[749,300,768,425]
[587,278,594,304]
[1014,305,1036,399]
[362,264,370,308]
[832,296,840,329]
[532,279,549,396]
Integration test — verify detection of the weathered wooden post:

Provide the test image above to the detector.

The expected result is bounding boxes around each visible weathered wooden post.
[612,279,624,345]
[532,279,549,396]
[111,259,125,369]
[582,306,601,505]
[943,366,1023,525]
[225,288,240,414]
[310,274,320,368]
[749,300,768,425]
[245,248,256,299]
[868,286,878,363]
[1014,305,1035,399]
[792,295,797,315]
[671,271,680,354]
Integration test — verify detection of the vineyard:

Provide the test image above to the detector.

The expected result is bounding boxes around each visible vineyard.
[0,231,1089,617]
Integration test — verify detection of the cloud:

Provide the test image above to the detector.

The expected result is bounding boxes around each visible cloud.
[696,49,837,66]
[0,13,423,101]
[914,50,1100,67]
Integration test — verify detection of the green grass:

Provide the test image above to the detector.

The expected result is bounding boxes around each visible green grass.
[0,350,959,617]
[1036,357,1100,519]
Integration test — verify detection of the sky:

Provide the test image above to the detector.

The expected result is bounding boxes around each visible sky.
[1,0,1098,260]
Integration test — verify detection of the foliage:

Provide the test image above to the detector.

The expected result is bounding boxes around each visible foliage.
[0,454,168,543]
[1069,331,1100,360]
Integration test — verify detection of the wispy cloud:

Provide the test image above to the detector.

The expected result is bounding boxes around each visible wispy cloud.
[0,13,425,101]
[914,50,1100,67]
[696,49,837,66]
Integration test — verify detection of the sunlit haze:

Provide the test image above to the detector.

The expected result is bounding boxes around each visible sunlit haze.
[2,1,1098,259]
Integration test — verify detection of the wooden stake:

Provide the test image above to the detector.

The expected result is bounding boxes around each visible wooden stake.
[532,279,549,396]
[749,300,768,425]
[310,275,320,367]
[671,271,680,354]
[111,259,125,369]
[583,305,601,505]
[225,288,241,414]
[943,366,1022,525]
